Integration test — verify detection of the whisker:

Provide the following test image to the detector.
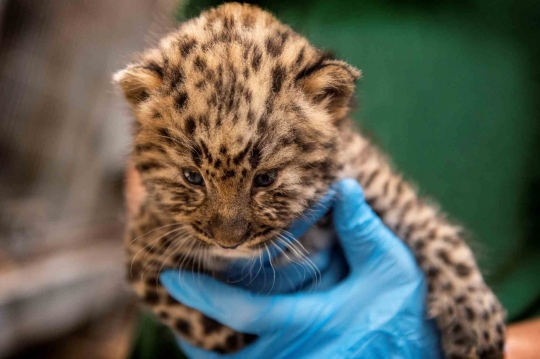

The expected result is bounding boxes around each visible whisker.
[130,222,183,244]
[246,246,264,287]
[155,234,191,291]
[281,230,311,255]
[264,244,276,294]
[142,227,188,259]
[178,239,197,287]
[277,234,321,290]
[140,230,186,285]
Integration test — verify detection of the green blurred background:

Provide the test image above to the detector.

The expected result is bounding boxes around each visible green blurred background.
[131,0,540,357]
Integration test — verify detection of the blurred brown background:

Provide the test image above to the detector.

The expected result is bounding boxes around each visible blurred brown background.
[0,0,177,358]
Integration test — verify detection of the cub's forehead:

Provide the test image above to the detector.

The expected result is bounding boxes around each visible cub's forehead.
[118,3,360,158]
[150,31,316,128]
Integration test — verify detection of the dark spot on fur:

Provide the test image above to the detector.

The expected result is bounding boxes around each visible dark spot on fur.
[194,56,206,71]
[465,306,475,321]
[212,345,228,354]
[257,115,268,134]
[451,324,463,334]
[136,161,164,173]
[272,65,286,93]
[225,15,236,29]
[195,80,206,89]
[413,240,425,251]
[158,311,169,320]
[295,51,335,82]
[455,263,472,277]
[454,338,468,346]
[266,36,283,57]
[249,147,261,169]
[135,143,165,154]
[221,170,236,180]
[191,145,202,167]
[436,249,452,265]
[137,90,149,102]
[175,319,192,336]
[143,62,164,78]
[243,333,257,345]
[206,69,215,81]
[185,116,196,135]
[295,47,305,67]
[225,334,239,350]
[427,266,440,278]
[442,282,454,292]
[170,69,184,88]
[233,140,253,165]
[199,115,210,131]
[442,236,461,247]
[364,169,380,189]
[251,47,262,71]
[165,294,178,305]
[214,158,222,169]
[220,145,228,154]
[175,92,188,111]
[244,89,252,103]
[180,38,197,57]
[143,289,160,305]
[201,315,222,335]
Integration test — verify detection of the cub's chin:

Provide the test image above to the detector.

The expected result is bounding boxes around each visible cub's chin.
[208,245,261,259]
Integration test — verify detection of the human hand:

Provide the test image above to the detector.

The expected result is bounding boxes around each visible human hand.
[160,179,443,358]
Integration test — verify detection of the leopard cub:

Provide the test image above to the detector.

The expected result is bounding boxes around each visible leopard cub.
[116,3,506,358]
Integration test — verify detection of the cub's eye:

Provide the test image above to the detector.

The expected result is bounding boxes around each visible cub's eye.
[183,169,204,186]
[254,170,277,188]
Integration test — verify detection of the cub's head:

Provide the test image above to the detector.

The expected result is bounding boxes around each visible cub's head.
[116,3,359,255]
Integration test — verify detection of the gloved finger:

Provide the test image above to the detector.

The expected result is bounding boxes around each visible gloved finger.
[177,337,227,359]
[311,245,348,291]
[286,189,335,239]
[160,270,296,335]
[332,178,416,273]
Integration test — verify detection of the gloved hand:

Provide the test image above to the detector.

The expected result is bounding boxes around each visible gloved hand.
[160,179,443,359]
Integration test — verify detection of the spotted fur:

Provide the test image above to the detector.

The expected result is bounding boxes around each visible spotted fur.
[116,3,506,358]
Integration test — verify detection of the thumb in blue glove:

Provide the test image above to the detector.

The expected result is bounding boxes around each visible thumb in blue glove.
[160,178,443,359]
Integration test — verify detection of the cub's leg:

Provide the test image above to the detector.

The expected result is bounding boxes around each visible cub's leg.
[340,133,506,359]
[125,206,255,353]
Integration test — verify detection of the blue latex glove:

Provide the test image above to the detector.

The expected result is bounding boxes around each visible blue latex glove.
[161,179,443,359]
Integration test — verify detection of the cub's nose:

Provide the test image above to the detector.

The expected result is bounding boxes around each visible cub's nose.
[209,214,251,249]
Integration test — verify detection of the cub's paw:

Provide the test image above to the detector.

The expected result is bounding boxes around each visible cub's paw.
[429,285,506,359]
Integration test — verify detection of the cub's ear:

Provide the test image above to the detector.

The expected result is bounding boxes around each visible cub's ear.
[113,64,163,105]
[297,59,361,120]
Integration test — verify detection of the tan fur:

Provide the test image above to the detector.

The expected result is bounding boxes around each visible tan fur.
[117,3,505,357]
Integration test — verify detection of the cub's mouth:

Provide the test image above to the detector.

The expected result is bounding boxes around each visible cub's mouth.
[189,224,284,259]
[209,245,260,259]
